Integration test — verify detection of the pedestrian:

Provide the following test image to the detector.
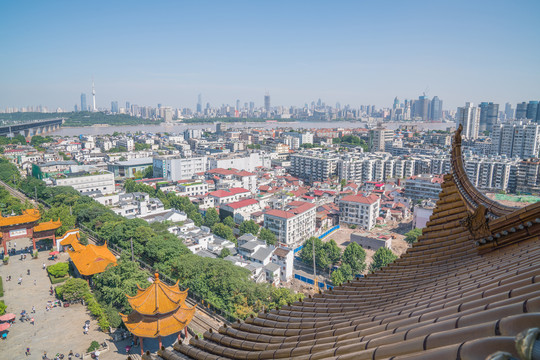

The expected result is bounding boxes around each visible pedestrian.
[18,277,22,285]
[32,306,35,313]
[43,263,46,270]
[31,317,34,325]
[26,347,31,355]
[34,279,37,286]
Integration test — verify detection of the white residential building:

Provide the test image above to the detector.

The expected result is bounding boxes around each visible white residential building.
[117,138,135,151]
[339,194,380,230]
[51,170,115,195]
[272,247,294,283]
[456,102,480,140]
[264,201,316,247]
[207,187,251,206]
[207,152,270,172]
[153,156,207,181]
[177,181,209,197]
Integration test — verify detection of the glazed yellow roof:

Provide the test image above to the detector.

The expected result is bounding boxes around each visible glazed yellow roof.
[0,209,40,227]
[120,302,196,338]
[67,243,117,276]
[127,273,189,316]
[59,231,79,246]
[34,219,62,232]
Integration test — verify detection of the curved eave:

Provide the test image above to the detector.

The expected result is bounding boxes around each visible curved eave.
[451,124,517,218]
[126,282,189,316]
[121,304,196,338]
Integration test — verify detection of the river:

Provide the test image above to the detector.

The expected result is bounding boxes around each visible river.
[51,120,455,137]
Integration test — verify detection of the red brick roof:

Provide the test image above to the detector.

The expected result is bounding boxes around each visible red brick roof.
[209,187,250,198]
[223,198,258,210]
[340,194,379,205]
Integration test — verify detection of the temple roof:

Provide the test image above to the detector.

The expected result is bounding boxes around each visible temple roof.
[127,273,189,316]
[67,243,117,276]
[163,127,540,360]
[34,219,62,233]
[120,302,196,338]
[0,208,40,227]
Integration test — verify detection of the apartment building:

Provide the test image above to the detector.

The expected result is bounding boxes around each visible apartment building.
[516,158,540,194]
[117,138,134,151]
[153,156,207,181]
[51,170,115,195]
[290,151,338,183]
[339,194,380,230]
[208,187,251,206]
[403,175,444,202]
[263,201,316,247]
[490,121,540,159]
[177,180,209,197]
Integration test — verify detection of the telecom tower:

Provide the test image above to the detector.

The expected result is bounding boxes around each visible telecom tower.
[92,78,96,112]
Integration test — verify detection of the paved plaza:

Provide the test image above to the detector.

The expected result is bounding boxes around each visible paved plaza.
[0,244,153,360]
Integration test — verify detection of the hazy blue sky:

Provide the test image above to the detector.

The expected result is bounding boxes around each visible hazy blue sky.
[1,0,539,111]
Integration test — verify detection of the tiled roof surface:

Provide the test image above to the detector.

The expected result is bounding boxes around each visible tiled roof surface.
[127,274,189,316]
[162,126,540,360]
[34,219,62,232]
[340,194,380,204]
[224,198,258,210]
[0,209,40,227]
[67,243,117,276]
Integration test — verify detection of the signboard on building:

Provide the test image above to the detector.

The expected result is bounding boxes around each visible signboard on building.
[9,228,28,237]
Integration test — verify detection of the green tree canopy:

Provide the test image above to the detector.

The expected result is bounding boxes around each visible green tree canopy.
[404,228,423,244]
[342,242,367,274]
[212,223,236,244]
[259,228,277,246]
[204,208,220,228]
[300,237,329,269]
[47,262,69,278]
[239,220,260,236]
[219,248,231,259]
[325,239,342,265]
[369,247,398,272]
[223,216,235,228]
[56,278,91,301]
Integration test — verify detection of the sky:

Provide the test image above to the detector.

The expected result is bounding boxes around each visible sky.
[1,0,539,111]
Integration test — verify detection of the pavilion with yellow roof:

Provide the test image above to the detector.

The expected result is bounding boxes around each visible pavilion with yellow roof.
[121,273,196,355]
[67,241,117,277]
[0,208,62,253]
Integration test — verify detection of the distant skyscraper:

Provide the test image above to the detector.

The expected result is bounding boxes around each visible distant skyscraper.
[236,99,240,111]
[430,96,443,121]
[516,102,528,119]
[80,93,87,112]
[413,95,430,121]
[126,101,130,113]
[111,101,119,113]
[526,101,539,122]
[249,101,254,112]
[264,92,271,113]
[456,102,480,139]
[196,94,202,113]
[505,103,514,120]
[92,79,96,112]
[393,97,399,110]
[479,102,499,133]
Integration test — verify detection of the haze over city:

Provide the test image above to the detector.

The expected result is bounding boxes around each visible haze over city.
[1,0,539,110]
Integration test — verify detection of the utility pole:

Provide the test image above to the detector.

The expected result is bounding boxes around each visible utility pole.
[130,237,134,262]
[312,238,317,278]
[34,186,37,203]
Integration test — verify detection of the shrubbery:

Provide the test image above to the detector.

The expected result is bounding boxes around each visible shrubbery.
[47,262,69,278]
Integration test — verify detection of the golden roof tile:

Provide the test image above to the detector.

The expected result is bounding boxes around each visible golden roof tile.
[67,242,117,276]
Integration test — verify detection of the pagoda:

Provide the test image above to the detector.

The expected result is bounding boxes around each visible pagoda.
[0,209,62,252]
[120,273,196,355]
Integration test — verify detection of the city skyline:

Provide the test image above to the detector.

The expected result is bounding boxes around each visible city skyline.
[1,1,539,110]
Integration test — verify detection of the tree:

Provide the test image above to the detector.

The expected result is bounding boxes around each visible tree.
[143,166,153,178]
[47,262,69,278]
[204,208,220,228]
[405,228,423,245]
[331,269,346,286]
[370,247,398,272]
[132,170,143,179]
[219,248,231,259]
[239,220,260,236]
[259,228,277,246]
[223,216,235,228]
[300,237,330,269]
[340,179,347,190]
[324,239,342,265]
[212,223,236,244]
[342,242,366,274]
[56,278,91,301]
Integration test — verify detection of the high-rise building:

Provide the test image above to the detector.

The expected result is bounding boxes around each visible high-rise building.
[125,102,131,114]
[516,102,528,119]
[111,101,119,114]
[393,97,399,110]
[249,102,254,112]
[236,99,240,111]
[413,95,430,121]
[80,93,87,112]
[196,94,202,113]
[479,102,499,133]
[456,102,480,139]
[491,121,540,159]
[430,96,443,121]
[92,79,96,112]
[264,92,271,113]
[369,125,394,152]
[526,101,539,122]
[504,103,514,120]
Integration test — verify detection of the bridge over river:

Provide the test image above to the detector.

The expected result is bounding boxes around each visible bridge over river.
[0,118,64,137]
